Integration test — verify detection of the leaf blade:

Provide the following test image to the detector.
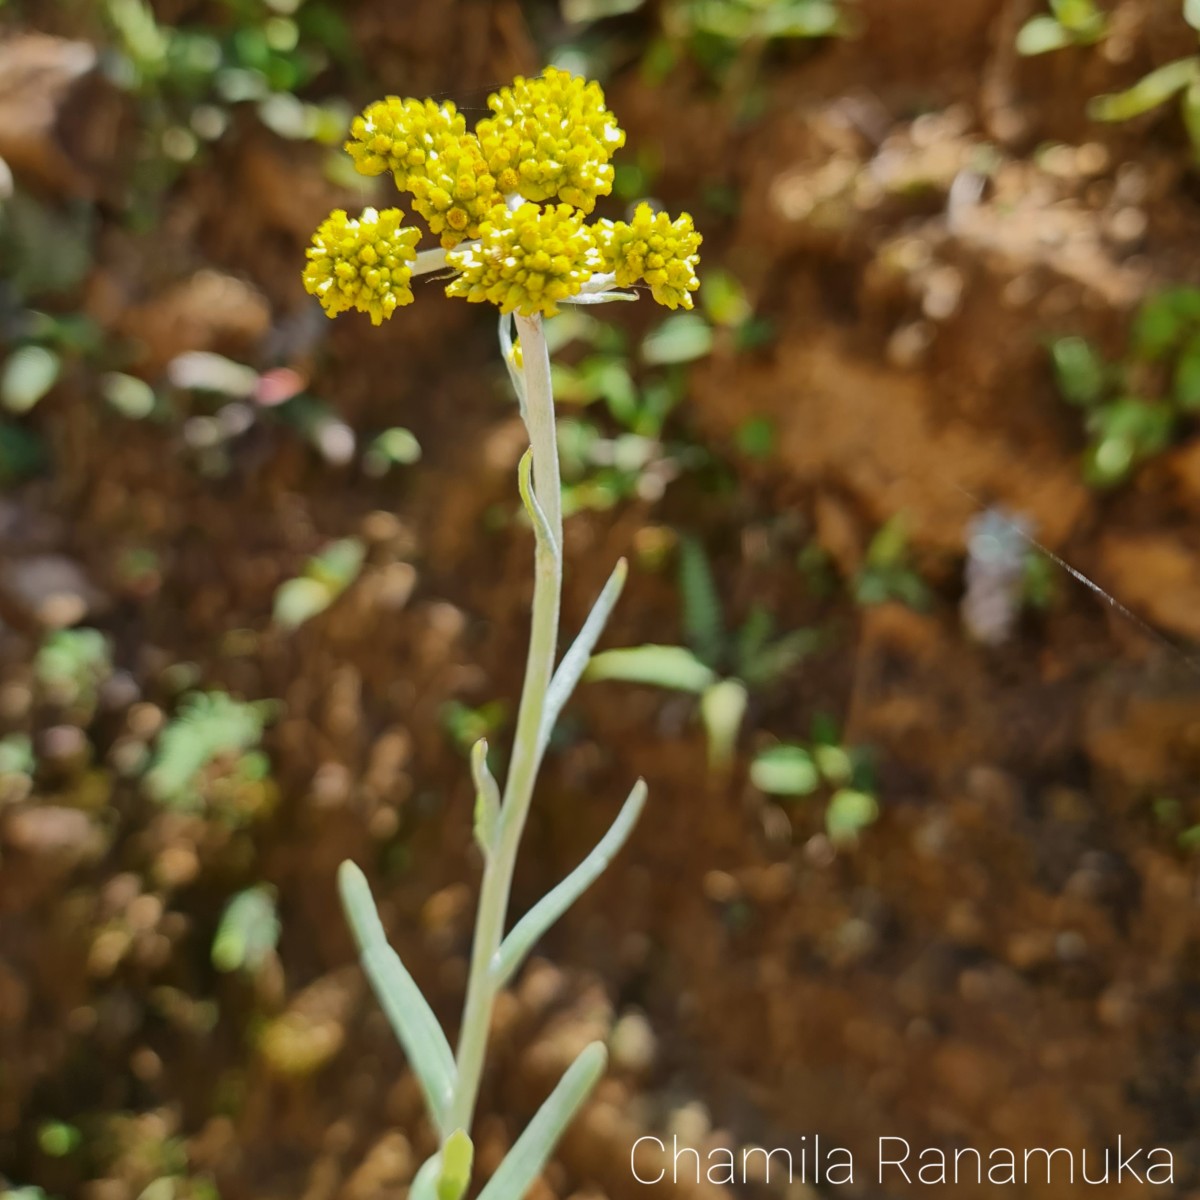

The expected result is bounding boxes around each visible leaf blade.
[338,861,456,1133]
[492,780,647,989]
[583,644,717,693]
[476,1043,608,1200]
[539,558,628,753]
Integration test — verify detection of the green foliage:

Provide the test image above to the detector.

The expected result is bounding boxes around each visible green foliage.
[1016,0,1108,56]
[854,516,931,609]
[35,629,113,714]
[1019,2,1200,160]
[585,537,819,767]
[99,0,356,221]
[143,690,277,821]
[441,700,509,760]
[36,1121,81,1159]
[751,724,878,844]
[272,537,365,630]
[212,885,281,974]
[1048,288,1200,487]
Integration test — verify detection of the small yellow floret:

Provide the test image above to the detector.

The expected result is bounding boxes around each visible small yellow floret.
[345,97,466,191]
[445,201,602,317]
[596,202,702,310]
[476,67,625,214]
[303,207,420,325]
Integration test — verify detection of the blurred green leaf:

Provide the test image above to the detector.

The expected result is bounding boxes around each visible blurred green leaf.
[272,578,331,629]
[1185,0,1200,32]
[700,678,747,770]
[1088,57,1200,122]
[584,644,717,693]
[751,744,820,796]
[1050,336,1106,405]
[101,372,157,419]
[1174,333,1200,409]
[678,535,724,667]
[641,313,714,366]
[2,346,60,413]
[825,788,879,844]
[212,885,280,973]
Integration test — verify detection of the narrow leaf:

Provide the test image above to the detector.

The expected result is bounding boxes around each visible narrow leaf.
[338,861,456,1133]
[678,535,724,666]
[499,312,527,419]
[518,449,558,568]
[492,780,647,989]
[699,679,747,771]
[583,644,717,694]
[471,738,500,856]
[476,1043,608,1200]
[539,559,628,753]
[1088,57,1200,122]
[410,1154,443,1200]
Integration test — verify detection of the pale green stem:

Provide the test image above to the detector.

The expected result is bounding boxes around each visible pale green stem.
[448,312,562,1134]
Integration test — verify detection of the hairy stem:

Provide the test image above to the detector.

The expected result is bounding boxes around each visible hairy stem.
[448,312,562,1133]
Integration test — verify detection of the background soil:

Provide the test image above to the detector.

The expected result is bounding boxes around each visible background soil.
[2,1,1200,1198]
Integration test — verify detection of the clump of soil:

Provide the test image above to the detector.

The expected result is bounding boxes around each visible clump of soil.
[2,2,1200,1199]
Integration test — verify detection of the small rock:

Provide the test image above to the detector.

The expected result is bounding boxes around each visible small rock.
[1,554,107,628]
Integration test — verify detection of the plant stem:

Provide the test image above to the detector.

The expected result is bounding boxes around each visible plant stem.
[448,313,562,1134]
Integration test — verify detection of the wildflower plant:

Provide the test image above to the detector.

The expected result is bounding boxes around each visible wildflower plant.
[305,69,700,1199]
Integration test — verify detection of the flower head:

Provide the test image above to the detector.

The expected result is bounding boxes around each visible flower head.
[345,97,466,191]
[303,207,420,325]
[446,202,602,317]
[476,67,625,213]
[305,72,700,323]
[596,202,702,310]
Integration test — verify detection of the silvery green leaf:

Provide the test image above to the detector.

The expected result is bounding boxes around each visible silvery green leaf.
[699,679,747,770]
[1087,57,1200,121]
[410,1153,443,1200]
[338,862,455,1133]
[471,738,500,856]
[476,1043,608,1200]
[583,644,717,694]
[558,290,638,304]
[1185,0,1200,32]
[492,780,646,989]
[539,559,628,753]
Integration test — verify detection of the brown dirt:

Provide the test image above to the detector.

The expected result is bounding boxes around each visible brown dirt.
[3,1,1200,1199]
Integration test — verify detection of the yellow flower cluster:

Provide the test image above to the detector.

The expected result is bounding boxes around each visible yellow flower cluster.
[346,97,467,190]
[304,70,700,323]
[447,203,602,317]
[476,67,625,213]
[302,207,419,325]
[596,203,702,310]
